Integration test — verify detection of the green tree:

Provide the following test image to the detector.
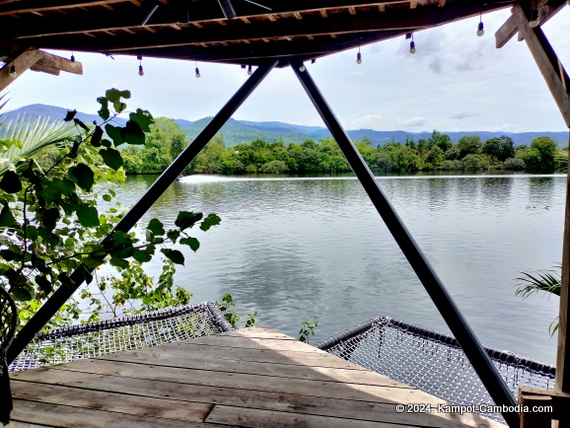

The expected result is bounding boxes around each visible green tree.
[530,136,558,172]
[456,135,482,159]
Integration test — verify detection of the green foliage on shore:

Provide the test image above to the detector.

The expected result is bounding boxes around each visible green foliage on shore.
[121,118,566,175]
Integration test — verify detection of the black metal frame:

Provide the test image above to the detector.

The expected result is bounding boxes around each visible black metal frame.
[289,59,519,428]
[8,58,521,427]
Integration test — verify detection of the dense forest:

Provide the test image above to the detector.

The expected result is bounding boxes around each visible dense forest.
[121,117,568,175]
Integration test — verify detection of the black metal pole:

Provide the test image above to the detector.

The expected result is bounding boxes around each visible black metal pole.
[8,60,278,364]
[289,59,519,428]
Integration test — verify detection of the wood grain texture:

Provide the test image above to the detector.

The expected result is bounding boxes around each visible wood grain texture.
[10,326,504,427]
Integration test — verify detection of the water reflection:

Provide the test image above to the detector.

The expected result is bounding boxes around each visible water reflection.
[117,174,564,364]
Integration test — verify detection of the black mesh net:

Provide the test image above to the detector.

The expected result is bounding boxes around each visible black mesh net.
[10,301,232,372]
[315,316,555,424]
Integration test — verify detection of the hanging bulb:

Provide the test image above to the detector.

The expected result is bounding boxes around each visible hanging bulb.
[529,9,539,28]
[311,59,316,64]
[247,65,253,75]
[356,51,362,64]
[476,21,484,37]
[195,67,201,78]
[299,63,306,72]
[409,40,416,54]
[70,54,77,68]
[138,64,144,76]
[9,64,17,79]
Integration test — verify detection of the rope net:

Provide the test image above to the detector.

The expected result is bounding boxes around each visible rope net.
[315,316,555,424]
[10,301,232,372]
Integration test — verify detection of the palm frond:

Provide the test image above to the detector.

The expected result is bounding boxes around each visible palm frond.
[515,265,561,299]
[0,113,76,174]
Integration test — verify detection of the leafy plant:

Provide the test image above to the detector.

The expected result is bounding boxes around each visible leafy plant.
[299,320,318,344]
[215,293,257,329]
[0,89,220,331]
[515,264,561,335]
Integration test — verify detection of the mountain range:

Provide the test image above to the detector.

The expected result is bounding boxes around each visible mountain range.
[3,103,568,148]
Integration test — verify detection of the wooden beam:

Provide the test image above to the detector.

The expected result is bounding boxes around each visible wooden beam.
[495,0,566,49]
[518,387,570,425]
[512,2,570,128]
[0,48,42,91]
[30,63,61,75]
[41,3,505,54]
[35,51,83,74]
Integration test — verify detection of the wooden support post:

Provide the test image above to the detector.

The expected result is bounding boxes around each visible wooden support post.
[518,387,570,427]
[0,49,42,92]
[558,133,570,394]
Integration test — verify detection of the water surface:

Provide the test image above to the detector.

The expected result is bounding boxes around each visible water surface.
[117,173,565,364]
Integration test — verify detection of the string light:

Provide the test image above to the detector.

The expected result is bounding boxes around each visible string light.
[195,62,201,78]
[299,63,306,72]
[409,34,416,54]
[529,9,539,28]
[137,55,144,76]
[311,59,316,64]
[70,52,77,68]
[356,47,362,64]
[476,13,484,37]
[247,65,253,75]
[9,64,17,79]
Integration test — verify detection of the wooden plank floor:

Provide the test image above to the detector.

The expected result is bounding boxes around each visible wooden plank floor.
[10,326,504,427]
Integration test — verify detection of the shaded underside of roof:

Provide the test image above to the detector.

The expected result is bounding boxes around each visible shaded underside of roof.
[0,0,519,67]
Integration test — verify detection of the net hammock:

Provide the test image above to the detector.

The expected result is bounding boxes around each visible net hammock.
[9,301,232,372]
[315,316,555,424]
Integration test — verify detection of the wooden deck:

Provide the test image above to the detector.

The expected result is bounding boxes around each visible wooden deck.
[9,326,504,427]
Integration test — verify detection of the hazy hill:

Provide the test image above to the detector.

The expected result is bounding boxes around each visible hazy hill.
[3,103,568,148]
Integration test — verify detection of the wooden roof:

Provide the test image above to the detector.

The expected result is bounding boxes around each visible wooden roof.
[0,0,523,68]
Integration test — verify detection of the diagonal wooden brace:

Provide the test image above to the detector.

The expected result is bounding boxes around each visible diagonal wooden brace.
[511,2,570,128]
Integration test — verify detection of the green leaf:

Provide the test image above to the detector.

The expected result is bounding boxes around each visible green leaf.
[73,118,89,132]
[42,207,60,230]
[69,163,95,191]
[148,219,165,236]
[180,237,200,252]
[97,97,110,121]
[0,249,16,261]
[129,109,153,133]
[91,125,103,147]
[35,275,53,294]
[167,230,180,242]
[105,124,124,146]
[77,204,100,227]
[0,170,22,193]
[161,248,185,265]
[64,109,77,122]
[200,213,222,231]
[133,248,152,263]
[109,256,130,269]
[103,194,112,202]
[122,120,145,145]
[175,211,203,231]
[99,147,123,171]
[0,203,16,227]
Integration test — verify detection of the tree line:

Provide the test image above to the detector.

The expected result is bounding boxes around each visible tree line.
[121,118,568,175]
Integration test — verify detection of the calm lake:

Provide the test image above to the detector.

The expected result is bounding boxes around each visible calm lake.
[117,173,565,364]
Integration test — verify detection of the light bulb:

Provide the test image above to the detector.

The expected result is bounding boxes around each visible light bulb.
[409,41,416,54]
[299,64,306,72]
[247,65,253,75]
[195,67,201,78]
[70,54,77,68]
[356,52,362,64]
[138,65,144,76]
[476,22,484,37]
[9,64,17,78]
[529,10,539,28]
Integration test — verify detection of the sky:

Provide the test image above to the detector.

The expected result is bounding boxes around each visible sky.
[3,6,570,133]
